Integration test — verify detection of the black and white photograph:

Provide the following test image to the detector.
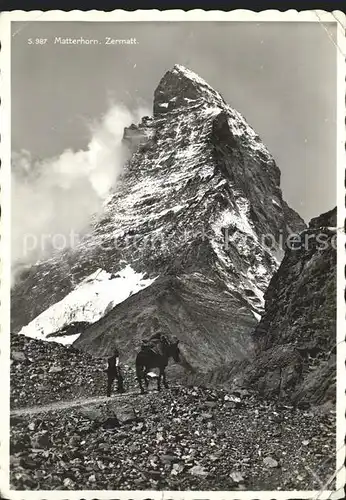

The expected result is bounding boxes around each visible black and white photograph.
[1,9,345,498]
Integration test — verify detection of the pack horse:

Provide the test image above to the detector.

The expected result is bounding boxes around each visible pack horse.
[135,333,181,394]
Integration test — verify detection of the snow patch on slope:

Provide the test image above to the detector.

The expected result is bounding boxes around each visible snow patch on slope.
[48,333,82,345]
[252,311,262,322]
[18,266,156,344]
[212,196,256,239]
[210,196,272,311]
[202,106,222,118]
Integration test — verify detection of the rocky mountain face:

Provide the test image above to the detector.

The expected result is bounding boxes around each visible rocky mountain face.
[9,67,336,492]
[11,64,305,369]
[225,207,337,406]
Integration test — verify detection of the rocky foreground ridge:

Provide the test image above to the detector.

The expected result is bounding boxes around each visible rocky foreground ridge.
[10,335,335,491]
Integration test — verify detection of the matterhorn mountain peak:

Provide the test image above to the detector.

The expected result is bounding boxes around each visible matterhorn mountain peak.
[154,63,227,116]
[12,66,305,369]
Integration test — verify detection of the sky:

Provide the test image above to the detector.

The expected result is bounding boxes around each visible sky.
[11,20,337,222]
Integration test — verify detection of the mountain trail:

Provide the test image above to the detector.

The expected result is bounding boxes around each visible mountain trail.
[11,390,138,416]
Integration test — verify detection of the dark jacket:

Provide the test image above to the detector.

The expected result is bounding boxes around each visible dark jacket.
[107,348,120,371]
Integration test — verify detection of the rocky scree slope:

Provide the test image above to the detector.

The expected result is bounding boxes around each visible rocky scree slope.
[11,385,335,491]
[10,333,335,491]
[10,307,335,491]
[12,64,305,369]
[212,208,336,406]
[10,333,136,409]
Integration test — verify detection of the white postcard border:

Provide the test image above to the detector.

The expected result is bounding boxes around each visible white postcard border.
[0,8,345,500]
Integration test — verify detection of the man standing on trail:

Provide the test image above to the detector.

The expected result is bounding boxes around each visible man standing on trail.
[106,347,125,397]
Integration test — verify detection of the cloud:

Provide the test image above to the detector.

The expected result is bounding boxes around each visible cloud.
[11,104,149,281]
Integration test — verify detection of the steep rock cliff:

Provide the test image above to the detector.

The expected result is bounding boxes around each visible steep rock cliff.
[231,208,337,406]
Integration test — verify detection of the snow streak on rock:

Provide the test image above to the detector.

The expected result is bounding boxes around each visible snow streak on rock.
[18,266,156,344]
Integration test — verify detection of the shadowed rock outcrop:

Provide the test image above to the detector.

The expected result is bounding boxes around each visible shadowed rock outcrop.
[231,207,337,406]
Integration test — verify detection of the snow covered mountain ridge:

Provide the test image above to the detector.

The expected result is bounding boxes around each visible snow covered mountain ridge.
[12,65,305,366]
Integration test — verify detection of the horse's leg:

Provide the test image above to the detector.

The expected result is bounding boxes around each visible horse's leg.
[107,370,115,397]
[157,367,163,392]
[162,368,169,389]
[143,367,149,389]
[136,363,146,394]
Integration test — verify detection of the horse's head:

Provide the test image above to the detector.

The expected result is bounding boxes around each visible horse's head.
[161,334,180,362]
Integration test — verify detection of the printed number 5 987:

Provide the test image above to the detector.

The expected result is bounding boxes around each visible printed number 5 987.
[28,38,48,45]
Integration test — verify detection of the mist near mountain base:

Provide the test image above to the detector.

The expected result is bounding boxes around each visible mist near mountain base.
[11,104,149,285]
